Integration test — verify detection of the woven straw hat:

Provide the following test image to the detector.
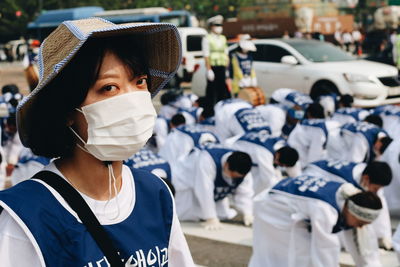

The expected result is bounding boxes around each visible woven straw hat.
[17,17,181,146]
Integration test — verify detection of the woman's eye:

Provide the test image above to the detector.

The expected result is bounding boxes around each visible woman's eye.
[102,85,118,92]
[136,77,148,86]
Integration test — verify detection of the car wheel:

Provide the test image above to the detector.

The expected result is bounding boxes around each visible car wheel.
[310,80,340,100]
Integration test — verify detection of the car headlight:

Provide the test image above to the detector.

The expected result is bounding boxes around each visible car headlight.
[343,73,375,83]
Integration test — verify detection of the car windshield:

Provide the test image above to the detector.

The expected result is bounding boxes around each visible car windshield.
[289,41,355,62]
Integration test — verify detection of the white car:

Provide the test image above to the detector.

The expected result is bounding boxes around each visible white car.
[191,38,400,107]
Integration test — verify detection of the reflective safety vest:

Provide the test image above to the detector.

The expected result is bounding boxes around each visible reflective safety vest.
[206,34,228,66]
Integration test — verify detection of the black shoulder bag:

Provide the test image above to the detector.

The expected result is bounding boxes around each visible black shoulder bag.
[33,171,124,267]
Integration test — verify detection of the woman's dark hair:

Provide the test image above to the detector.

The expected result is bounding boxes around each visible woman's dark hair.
[28,35,149,158]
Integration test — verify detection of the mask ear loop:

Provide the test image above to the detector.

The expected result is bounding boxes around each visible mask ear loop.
[104,163,121,220]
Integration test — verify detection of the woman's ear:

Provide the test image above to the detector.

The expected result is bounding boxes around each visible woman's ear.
[66,111,75,127]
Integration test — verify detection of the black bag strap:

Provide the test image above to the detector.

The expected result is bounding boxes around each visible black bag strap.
[33,171,124,267]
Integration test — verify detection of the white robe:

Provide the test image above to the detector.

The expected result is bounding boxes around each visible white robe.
[303,161,389,265]
[158,127,218,167]
[214,99,252,141]
[249,188,343,267]
[173,149,253,221]
[381,138,400,216]
[255,104,286,137]
[152,117,170,151]
[287,120,340,168]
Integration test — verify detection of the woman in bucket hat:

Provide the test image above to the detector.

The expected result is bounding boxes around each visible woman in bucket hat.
[0,18,195,266]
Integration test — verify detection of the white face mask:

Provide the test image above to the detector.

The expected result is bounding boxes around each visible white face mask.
[213,26,223,35]
[70,91,156,161]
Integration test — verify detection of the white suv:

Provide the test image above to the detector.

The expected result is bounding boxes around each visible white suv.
[192,38,400,107]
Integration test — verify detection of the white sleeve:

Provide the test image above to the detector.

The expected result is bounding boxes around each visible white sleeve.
[340,226,382,267]
[371,190,392,240]
[309,205,341,267]
[306,128,326,165]
[0,210,42,267]
[6,134,23,165]
[255,149,279,192]
[348,135,369,163]
[233,172,254,216]
[168,207,195,266]
[193,152,218,219]
[154,119,169,149]
[202,36,210,58]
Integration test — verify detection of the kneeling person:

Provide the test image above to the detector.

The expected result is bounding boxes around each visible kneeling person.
[249,175,382,267]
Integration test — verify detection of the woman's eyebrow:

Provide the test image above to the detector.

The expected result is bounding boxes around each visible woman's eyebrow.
[97,72,121,80]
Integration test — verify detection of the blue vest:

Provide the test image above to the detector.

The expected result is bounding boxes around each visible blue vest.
[18,154,51,166]
[335,107,367,121]
[124,148,172,181]
[199,116,215,126]
[285,92,313,108]
[0,169,173,266]
[233,52,253,76]
[238,130,285,154]
[205,147,244,201]
[175,124,219,149]
[311,160,361,189]
[300,119,329,148]
[271,175,345,233]
[234,108,271,133]
[341,122,385,161]
[372,105,400,117]
[177,107,201,123]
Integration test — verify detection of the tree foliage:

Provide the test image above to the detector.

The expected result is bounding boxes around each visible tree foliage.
[0,0,255,42]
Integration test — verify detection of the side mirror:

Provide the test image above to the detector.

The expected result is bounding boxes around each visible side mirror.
[281,55,298,65]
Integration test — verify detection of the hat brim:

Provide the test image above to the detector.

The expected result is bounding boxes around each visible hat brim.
[17,19,182,147]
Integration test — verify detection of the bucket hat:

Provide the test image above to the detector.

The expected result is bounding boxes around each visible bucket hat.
[17,17,182,147]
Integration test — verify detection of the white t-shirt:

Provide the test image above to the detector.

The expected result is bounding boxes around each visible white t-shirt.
[0,162,194,266]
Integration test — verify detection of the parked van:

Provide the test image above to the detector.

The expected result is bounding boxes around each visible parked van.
[173,27,207,87]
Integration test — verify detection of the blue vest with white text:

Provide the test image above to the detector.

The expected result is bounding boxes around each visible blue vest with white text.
[285,92,313,109]
[0,169,173,266]
[335,107,367,121]
[238,130,285,154]
[234,108,271,133]
[178,107,201,123]
[124,148,172,181]
[176,124,219,149]
[311,160,362,189]
[205,147,244,201]
[271,175,345,233]
[301,119,329,148]
[341,122,385,161]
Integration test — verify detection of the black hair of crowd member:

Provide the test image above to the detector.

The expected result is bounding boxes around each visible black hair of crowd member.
[2,84,19,95]
[227,151,252,175]
[363,161,392,186]
[348,191,382,210]
[195,96,208,109]
[339,94,354,107]
[170,113,186,127]
[379,137,393,155]
[201,107,215,119]
[160,90,181,105]
[28,35,149,158]
[364,114,383,128]
[306,103,325,119]
[310,87,333,101]
[276,146,299,167]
